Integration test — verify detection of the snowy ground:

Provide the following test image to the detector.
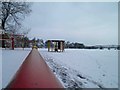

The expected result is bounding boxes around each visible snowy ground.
[0,48,2,89]
[2,48,118,89]
[40,49,118,88]
[2,48,31,88]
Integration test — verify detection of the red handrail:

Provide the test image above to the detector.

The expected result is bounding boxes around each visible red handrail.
[6,48,64,88]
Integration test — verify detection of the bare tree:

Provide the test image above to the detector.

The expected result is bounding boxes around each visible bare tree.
[0,1,31,32]
[0,1,32,48]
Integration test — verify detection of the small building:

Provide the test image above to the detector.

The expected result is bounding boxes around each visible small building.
[47,40,65,52]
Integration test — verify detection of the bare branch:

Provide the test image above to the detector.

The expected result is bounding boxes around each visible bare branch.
[0,1,32,33]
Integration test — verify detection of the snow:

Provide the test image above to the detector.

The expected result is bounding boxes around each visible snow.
[0,48,2,89]
[40,49,118,88]
[2,48,118,89]
[2,48,31,88]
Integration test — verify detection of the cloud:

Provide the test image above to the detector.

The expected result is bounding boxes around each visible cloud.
[23,2,118,45]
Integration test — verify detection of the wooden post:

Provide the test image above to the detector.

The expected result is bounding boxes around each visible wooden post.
[48,40,50,52]
[11,36,14,50]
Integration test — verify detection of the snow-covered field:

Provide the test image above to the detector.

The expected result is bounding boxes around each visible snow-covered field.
[2,48,31,88]
[40,49,118,88]
[0,48,2,89]
[2,48,118,89]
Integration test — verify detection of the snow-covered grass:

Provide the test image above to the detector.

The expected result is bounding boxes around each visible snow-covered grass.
[2,48,118,89]
[0,48,2,89]
[2,48,31,88]
[40,49,118,88]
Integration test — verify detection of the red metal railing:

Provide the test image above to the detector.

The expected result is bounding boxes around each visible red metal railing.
[6,48,64,88]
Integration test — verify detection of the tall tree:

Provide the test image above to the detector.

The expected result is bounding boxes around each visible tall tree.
[0,1,31,32]
[0,1,31,48]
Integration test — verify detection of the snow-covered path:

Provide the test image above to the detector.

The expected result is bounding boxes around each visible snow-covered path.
[2,48,118,88]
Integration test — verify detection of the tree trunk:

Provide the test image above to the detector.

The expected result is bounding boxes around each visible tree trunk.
[2,19,5,30]
[2,34,5,48]
[2,40,5,48]
[2,20,5,48]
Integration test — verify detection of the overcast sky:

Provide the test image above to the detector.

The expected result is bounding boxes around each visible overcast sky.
[23,2,118,45]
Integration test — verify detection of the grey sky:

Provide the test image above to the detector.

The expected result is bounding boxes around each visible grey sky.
[23,2,118,45]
